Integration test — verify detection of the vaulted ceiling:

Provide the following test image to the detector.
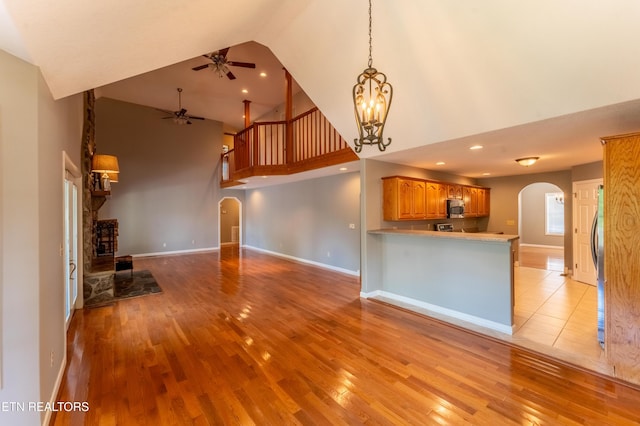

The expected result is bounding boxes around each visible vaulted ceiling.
[3,0,640,178]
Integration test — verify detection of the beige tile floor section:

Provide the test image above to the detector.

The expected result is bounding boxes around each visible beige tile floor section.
[513,266,605,363]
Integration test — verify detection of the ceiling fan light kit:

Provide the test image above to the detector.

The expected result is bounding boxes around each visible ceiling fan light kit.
[160,88,205,125]
[353,0,393,153]
[192,47,257,80]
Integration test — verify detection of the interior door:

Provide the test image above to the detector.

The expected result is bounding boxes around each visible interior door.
[573,179,601,285]
[64,177,79,328]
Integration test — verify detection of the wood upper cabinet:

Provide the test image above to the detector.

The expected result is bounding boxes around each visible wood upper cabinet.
[602,132,640,386]
[425,181,441,219]
[463,186,478,217]
[437,183,448,218]
[383,177,426,220]
[477,188,491,217]
[447,184,463,200]
[383,176,490,221]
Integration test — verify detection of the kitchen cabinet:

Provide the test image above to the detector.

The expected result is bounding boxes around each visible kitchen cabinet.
[463,186,478,217]
[477,188,491,217]
[601,132,640,386]
[447,184,463,200]
[425,181,441,218]
[438,183,448,218]
[382,176,490,221]
[382,177,426,220]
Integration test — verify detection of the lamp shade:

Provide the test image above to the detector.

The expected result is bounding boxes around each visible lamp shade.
[107,172,119,183]
[91,154,119,173]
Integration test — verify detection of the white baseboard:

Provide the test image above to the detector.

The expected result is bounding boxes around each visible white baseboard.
[518,243,564,249]
[243,245,359,277]
[361,290,514,335]
[42,352,68,426]
[131,247,218,258]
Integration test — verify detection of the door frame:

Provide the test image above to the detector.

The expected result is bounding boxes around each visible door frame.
[218,197,242,247]
[62,151,83,318]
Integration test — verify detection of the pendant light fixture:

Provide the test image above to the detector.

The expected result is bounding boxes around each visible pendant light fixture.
[353,0,393,153]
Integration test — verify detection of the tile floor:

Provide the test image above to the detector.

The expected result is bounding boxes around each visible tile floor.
[513,266,605,363]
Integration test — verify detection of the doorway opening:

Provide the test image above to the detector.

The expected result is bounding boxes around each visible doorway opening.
[517,182,565,272]
[219,197,241,248]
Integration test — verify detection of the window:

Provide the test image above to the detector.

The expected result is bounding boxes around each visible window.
[545,192,564,236]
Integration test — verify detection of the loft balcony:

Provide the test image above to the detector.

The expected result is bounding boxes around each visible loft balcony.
[220,107,358,187]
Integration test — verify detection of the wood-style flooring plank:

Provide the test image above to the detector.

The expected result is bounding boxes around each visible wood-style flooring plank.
[52,248,640,425]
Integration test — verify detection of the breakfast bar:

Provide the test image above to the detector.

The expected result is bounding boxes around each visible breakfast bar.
[366,229,519,334]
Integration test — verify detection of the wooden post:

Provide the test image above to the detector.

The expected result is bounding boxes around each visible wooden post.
[285,69,294,164]
[243,100,251,129]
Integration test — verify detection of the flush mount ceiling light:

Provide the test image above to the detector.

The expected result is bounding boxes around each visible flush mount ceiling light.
[515,157,539,167]
[353,0,393,153]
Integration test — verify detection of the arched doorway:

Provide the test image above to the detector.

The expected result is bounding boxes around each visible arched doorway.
[219,197,241,247]
[518,182,565,272]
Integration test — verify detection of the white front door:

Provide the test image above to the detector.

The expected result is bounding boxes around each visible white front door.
[572,179,601,285]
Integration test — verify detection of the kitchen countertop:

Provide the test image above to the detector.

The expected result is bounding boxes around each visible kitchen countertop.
[368,228,519,243]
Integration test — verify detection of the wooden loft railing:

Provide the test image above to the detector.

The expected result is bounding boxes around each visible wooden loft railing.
[221,107,358,186]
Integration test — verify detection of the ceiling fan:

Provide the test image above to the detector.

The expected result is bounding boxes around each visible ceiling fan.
[191,47,256,80]
[158,88,204,125]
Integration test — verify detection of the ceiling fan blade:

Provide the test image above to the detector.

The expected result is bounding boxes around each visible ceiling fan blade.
[187,120,193,125]
[226,71,236,80]
[192,64,209,71]
[186,115,205,120]
[218,47,230,58]
[227,61,256,69]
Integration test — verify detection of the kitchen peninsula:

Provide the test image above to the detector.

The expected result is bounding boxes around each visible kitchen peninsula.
[365,228,519,334]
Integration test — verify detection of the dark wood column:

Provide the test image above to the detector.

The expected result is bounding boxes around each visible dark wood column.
[243,100,251,128]
[285,69,293,164]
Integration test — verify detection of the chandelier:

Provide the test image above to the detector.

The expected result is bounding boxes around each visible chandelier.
[353,0,393,153]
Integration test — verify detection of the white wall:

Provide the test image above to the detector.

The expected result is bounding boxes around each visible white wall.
[0,49,82,425]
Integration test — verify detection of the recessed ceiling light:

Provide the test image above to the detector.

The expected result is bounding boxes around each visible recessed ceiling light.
[241,89,248,94]
[260,72,267,77]
[436,161,445,166]
[339,167,348,171]
[470,145,483,150]
[482,172,491,176]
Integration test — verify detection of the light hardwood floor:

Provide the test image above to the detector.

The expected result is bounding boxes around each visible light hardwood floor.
[52,247,639,425]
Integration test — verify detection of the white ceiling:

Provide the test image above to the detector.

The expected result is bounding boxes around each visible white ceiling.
[4,0,640,181]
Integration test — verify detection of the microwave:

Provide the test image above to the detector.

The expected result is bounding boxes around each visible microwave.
[447,199,465,218]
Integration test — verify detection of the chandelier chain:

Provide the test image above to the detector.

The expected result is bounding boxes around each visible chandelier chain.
[368,0,373,68]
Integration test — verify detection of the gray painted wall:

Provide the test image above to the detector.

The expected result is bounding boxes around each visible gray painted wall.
[520,182,565,247]
[97,97,244,255]
[478,170,573,268]
[0,50,83,425]
[244,172,361,273]
[360,158,480,293]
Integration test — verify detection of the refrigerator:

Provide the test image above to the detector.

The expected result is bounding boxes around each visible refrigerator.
[590,185,604,348]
